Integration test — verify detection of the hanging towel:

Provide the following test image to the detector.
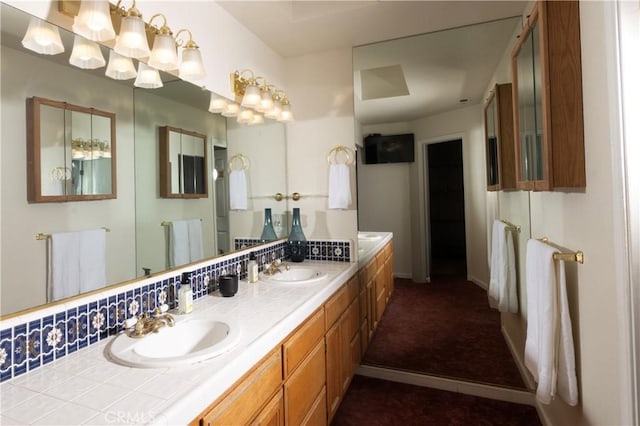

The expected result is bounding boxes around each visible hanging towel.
[229,169,248,210]
[328,163,352,209]
[187,219,204,263]
[48,229,106,302]
[78,229,107,294]
[169,220,190,267]
[488,220,518,313]
[524,239,578,406]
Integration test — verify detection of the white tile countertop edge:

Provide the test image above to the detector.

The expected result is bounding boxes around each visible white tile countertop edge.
[0,233,392,426]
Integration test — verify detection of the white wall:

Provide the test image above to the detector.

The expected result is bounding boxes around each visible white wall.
[358,122,412,277]
[1,46,136,314]
[284,48,358,251]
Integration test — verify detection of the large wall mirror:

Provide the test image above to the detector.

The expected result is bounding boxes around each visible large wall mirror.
[0,3,287,316]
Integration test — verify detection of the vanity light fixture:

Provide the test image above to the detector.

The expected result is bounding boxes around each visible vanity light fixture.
[69,35,106,69]
[134,62,163,89]
[21,17,65,55]
[279,98,294,122]
[249,113,265,125]
[175,29,206,80]
[256,85,275,113]
[147,13,178,71]
[72,0,116,42]
[237,108,254,124]
[105,50,137,80]
[113,0,150,59]
[231,69,293,123]
[208,93,228,113]
[264,91,283,120]
[221,102,240,117]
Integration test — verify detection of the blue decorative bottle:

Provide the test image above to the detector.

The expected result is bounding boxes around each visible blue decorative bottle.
[288,208,307,262]
[260,208,278,242]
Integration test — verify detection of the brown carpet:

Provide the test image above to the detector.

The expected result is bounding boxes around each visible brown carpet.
[362,276,527,389]
[332,375,541,426]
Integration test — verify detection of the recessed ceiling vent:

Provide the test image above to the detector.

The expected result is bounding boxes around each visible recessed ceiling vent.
[360,64,409,100]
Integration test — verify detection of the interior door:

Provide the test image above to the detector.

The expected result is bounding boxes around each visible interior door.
[214,147,230,253]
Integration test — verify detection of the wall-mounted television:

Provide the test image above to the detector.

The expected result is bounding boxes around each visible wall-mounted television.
[363,133,415,164]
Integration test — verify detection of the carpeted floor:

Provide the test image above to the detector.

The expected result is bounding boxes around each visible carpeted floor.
[331,375,541,426]
[362,276,527,389]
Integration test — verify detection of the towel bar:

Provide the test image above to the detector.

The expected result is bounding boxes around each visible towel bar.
[229,153,249,171]
[36,227,110,240]
[500,219,521,233]
[161,219,202,227]
[538,237,584,264]
[327,146,355,165]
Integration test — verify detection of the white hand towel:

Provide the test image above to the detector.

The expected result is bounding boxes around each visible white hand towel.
[229,169,248,210]
[169,220,190,267]
[328,163,352,209]
[488,220,518,313]
[524,239,578,406]
[78,229,106,294]
[187,219,204,263]
[48,231,81,302]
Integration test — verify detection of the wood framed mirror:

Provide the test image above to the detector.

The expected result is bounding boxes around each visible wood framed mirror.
[26,96,117,202]
[159,125,208,198]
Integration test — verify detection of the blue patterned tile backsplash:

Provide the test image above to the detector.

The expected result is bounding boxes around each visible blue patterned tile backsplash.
[234,238,352,263]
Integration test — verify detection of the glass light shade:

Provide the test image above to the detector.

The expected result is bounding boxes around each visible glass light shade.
[265,98,282,119]
[237,109,254,124]
[240,83,261,108]
[256,89,274,113]
[101,145,112,158]
[114,15,150,59]
[279,103,294,122]
[22,18,64,55]
[148,33,178,71]
[72,0,116,42]
[105,50,136,80]
[134,63,163,89]
[221,102,240,117]
[69,35,106,69]
[179,47,206,80]
[249,113,264,125]
[208,94,227,113]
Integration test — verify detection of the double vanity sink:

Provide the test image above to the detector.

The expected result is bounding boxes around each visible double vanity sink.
[108,264,328,369]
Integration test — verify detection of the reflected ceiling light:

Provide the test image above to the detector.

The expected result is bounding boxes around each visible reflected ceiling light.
[176,29,206,80]
[147,13,178,71]
[72,0,116,42]
[221,102,240,117]
[69,35,106,69]
[208,93,228,113]
[249,113,264,126]
[237,108,254,124]
[134,62,163,89]
[113,0,150,59]
[21,17,65,55]
[105,50,136,79]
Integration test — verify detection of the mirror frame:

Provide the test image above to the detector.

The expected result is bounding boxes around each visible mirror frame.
[159,125,208,199]
[26,96,117,203]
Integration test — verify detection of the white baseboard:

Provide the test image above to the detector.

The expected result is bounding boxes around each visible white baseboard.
[469,275,488,290]
[393,272,412,279]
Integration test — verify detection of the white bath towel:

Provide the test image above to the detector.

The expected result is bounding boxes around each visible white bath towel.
[229,169,248,210]
[187,219,204,263]
[524,239,578,406]
[48,229,106,301]
[488,220,518,313]
[78,229,106,294]
[169,220,190,267]
[328,163,352,209]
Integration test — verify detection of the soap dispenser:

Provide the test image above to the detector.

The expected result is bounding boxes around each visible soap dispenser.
[178,272,193,314]
[248,252,259,283]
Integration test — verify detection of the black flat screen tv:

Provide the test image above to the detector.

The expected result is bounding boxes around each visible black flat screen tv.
[363,133,415,164]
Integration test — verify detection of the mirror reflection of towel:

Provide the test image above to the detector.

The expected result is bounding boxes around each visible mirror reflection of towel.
[328,164,351,209]
[169,219,203,267]
[229,169,248,210]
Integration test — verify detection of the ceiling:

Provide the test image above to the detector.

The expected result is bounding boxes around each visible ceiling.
[217,0,527,125]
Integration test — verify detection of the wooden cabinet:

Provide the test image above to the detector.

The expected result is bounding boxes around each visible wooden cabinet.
[512,0,585,190]
[325,276,360,423]
[251,389,284,426]
[284,340,326,426]
[484,83,516,191]
[197,348,283,426]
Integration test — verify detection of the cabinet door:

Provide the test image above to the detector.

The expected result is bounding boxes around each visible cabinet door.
[325,321,342,422]
[284,340,326,426]
[301,387,327,426]
[484,83,515,191]
[250,389,284,426]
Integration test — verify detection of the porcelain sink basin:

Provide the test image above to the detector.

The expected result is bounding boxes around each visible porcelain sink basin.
[108,318,241,368]
[260,266,327,284]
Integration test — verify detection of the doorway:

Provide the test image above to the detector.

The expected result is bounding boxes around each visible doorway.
[213,147,230,254]
[426,139,467,276]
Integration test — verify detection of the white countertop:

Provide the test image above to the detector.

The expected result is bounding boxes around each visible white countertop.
[0,233,391,426]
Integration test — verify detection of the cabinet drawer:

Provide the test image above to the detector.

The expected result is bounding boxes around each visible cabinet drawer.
[284,340,326,426]
[201,349,282,426]
[325,285,348,328]
[346,275,359,304]
[365,259,376,283]
[283,308,325,378]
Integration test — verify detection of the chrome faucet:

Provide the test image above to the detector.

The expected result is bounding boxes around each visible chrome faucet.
[127,307,175,338]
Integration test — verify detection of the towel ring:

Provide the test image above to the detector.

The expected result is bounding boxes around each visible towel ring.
[229,154,249,171]
[327,146,354,165]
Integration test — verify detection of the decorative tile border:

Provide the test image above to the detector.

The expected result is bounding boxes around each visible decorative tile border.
[0,240,288,383]
[235,238,352,263]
